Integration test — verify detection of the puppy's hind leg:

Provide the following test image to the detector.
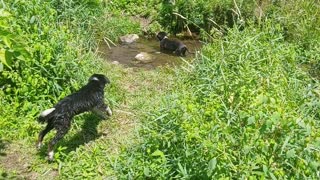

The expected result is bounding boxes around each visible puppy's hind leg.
[175,49,183,56]
[179,47,187,57]
[47,123,70,161]
[106,105,112,116]
[36,123,54,149]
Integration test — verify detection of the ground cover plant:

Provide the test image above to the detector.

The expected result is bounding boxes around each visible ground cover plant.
[0,0,142,178]
[112,0,320,179]
[1,0,319,179]
[116,22,320,178]
[0,0,106,139]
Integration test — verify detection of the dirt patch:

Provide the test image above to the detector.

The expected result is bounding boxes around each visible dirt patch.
[0,141,58,180]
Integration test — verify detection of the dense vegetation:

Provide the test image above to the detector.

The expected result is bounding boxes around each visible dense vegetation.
[1,0,101,138]
[0,0,137,177]
[112,0,320,179]
[117,26,320,178]
[1,0,319,179]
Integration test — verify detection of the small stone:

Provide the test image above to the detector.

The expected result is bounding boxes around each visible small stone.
[134,52,153,63]
[112,61,119,65]
[119,34,139,44]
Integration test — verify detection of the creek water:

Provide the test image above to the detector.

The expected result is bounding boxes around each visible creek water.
[98,37,202,69]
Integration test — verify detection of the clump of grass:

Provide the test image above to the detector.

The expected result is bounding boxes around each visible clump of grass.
[114,16,320,180]
[1,0,319,179]
[0,0,106,137]
[0,0,141,139]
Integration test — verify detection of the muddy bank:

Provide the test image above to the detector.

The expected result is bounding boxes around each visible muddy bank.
[97,37,202,69]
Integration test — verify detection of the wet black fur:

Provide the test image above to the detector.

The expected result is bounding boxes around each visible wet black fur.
[156,31,192,57]
[37,74,111,160]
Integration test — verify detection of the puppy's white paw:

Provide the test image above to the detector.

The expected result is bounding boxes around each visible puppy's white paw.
[36,142,42,150]
[48,151,54,161]
[106,106,112,116]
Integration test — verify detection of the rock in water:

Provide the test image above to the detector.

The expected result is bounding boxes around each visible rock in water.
[112,61,119,65]
[119,34,139,44]
[134,52,153,63]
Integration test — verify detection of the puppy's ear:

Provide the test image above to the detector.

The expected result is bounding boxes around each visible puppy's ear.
[157,32,168,41]
[89,74,110,84]
[89,76,99,82]
[103,76,111,84]
[156,33,162,41]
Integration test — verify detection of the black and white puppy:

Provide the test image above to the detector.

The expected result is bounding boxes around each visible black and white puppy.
[156,31,193,57]
[37,74,112,161]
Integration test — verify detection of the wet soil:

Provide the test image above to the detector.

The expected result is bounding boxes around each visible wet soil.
[97,37,202,69]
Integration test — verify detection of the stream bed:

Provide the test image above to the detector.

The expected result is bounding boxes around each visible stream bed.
[98,37,202,69]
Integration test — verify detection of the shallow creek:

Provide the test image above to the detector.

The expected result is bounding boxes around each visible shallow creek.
[97,37,202,69]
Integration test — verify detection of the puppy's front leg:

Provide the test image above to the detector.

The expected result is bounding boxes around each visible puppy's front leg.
[92,103,112,119]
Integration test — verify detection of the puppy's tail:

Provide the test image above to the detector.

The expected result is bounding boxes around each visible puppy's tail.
[38,108,55,123]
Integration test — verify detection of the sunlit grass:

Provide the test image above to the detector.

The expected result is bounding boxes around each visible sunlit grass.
[115,18,320,180]
[1,0,319,179]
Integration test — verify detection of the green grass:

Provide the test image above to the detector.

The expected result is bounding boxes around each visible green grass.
[58,65,176,179]
[0,57,175,179]
[1,0,320,179]
[0,0,164,178]
[113,2,320,178]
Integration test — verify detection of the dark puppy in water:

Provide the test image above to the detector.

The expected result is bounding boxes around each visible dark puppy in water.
[156,31,193,56]
[36,74,112,161]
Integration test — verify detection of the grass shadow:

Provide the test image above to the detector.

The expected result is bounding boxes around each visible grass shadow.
[61,113,104,154]
[0,139,8,156]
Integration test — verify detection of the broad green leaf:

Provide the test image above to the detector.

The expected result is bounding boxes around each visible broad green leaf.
[5,49,13,67]
[2,36,11,48]
[207,157,217,176]
[269,172,277,180]
[286,149,296,159]
[247,116,255,125]
[243,145,251,154]
[144,167,150,177]
[271,112,280,121]
[263,165,268,174]
[0,9,11,17]
[0,48,8,67]
[256,94,268,105]
[151,149,167,162]
[151,149,164,157]
[30,16,36,24]
[280,136,291,155]
[178,162,188,177]
[310,161,319,170]
[0,62,3,72]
